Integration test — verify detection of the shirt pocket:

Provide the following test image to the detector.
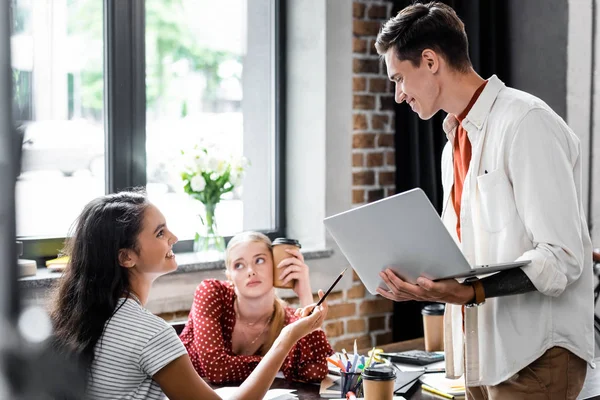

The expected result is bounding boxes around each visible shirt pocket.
[476,169,517,232]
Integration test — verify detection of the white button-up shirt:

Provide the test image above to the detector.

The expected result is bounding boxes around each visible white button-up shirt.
[441,75,594,386]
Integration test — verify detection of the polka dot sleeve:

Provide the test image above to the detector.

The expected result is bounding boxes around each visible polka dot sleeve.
[280,307,334,383]
[179,279,262,385]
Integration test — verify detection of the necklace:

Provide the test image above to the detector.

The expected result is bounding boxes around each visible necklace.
[128,292,143,306]
[234,299,273,345]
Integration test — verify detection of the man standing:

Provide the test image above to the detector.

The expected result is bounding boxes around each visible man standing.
[375,2,593,399]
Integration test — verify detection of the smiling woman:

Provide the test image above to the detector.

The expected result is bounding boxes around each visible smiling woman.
[49,191,330,400]
[179,231,334,385]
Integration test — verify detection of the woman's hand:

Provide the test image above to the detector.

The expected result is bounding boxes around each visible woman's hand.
[277,248,313,306]
[285,290,328,341]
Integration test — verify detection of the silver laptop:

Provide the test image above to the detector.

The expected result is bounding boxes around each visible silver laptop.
[323,188,530,295]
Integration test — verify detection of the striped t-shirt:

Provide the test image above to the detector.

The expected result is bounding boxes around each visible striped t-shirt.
[86,298,188,400]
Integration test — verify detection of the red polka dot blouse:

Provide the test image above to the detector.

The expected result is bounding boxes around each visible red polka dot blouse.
[179,279,334,385]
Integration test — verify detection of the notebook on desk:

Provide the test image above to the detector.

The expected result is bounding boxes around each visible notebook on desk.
[323,188,531,294]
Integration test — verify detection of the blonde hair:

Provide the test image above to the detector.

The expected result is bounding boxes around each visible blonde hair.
[225,231,287,356]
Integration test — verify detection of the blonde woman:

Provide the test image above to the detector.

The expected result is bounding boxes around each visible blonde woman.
[180,232,334,384]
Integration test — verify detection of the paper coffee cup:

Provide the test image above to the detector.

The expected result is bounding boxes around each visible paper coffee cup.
[272,238,301,289]
[422,303,445,352]
[362,365,396,400]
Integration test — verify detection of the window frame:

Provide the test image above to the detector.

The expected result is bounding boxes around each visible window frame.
[18,0,287,260]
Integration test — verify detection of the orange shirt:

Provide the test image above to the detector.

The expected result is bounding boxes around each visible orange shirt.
[452,81,487,241]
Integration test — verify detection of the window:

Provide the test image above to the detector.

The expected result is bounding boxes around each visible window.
[12,0,105,240]
[145,0,283,242]
[14,0,285,259]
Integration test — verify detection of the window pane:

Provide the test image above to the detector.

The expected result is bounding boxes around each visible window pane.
[145,0,276,240]
[12,0,105,238]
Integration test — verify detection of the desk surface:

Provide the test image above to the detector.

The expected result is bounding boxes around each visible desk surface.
[264,377,438,400]
[284,336,600,400]
[215,338,600,399]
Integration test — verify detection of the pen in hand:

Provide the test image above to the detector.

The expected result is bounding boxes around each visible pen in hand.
[309,268,347,315]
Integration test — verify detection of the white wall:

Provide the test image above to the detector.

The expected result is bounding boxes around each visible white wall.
[285,0,354,290]
[567,0,599,246]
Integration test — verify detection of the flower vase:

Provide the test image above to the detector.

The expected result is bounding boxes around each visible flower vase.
[194,203,225,257]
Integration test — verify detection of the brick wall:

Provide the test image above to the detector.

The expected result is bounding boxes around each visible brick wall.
[281,268,393,352]
[352,0,396,205]
[158,0,398,353]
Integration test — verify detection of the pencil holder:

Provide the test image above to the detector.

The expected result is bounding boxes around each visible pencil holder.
[340,371,363,398]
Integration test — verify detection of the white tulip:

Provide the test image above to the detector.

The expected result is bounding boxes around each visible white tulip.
[182,154,194,171]
[190,175,206,192]
[216,159,227,175]
[194,153,206,172]
[208,155,220,172]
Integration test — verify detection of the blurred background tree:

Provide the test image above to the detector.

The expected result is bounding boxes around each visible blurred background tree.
[66,0,240,119]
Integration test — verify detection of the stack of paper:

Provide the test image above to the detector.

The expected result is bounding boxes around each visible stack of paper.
[214,387,298,400]
[420,373,465,399]
[319,374,343,398]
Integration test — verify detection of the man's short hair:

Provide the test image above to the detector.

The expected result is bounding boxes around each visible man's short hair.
[375,2,471,72]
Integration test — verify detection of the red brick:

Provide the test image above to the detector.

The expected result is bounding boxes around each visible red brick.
[368,189,384,203]
[386,151,395,165]
[377,133,395,147]
[157,312,175,321]
[353,153,364,167]
[353,76,366,92]
[359,299,394,315]
[324,321,345,338]
[369,78,389,93]
[379,171,396,186]
[353,113,367,130]
[333,335,372,353]
[282,297,299,306]
[366,152,384,167]
[353,170,375,186]
[174,310,190,320]
[375,332,394,346]
[353,133,376,149]
[347,318,367,334]
[314,291,344,303]
[353,2,366,18]
[353,58,379,74]
[353,20,382,36]
[385,187,396,197]
[353,189,365,204]
[347,283,366,299]
[371,114,389,130]
[353,95,376,110]
[367,4,389,19]
[380,95,396,110]
[368,39,377,55]
[353,37,367,53]
[369,316,386,331]
[327,303,357,320]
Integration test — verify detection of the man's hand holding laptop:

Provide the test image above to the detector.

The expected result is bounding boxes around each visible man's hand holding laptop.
[377,269,475,305]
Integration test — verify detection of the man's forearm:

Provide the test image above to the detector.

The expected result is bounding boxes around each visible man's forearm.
[479,268,537,299]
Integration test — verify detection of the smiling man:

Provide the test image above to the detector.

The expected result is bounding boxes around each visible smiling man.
[375,2,594,399]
